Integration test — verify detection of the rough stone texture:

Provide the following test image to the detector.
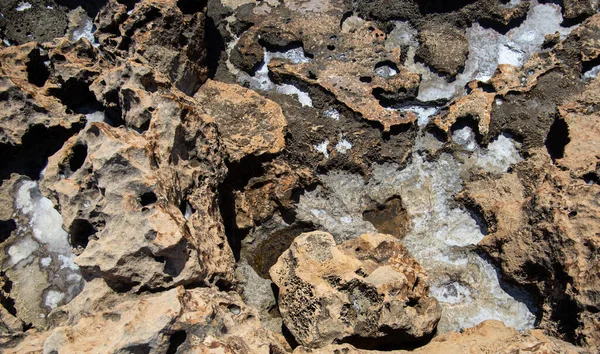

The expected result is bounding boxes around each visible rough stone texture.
[293,320,590,354]
[459,76,600,349]
[194,79,288,162]
[3,279,290,353]
[233,6,421,131]
[416,22,469,78]
[40,61,237,291]
[562,0,598,22]
[270,231,441,349]
[95,0,209,95]
[233,160,314,229]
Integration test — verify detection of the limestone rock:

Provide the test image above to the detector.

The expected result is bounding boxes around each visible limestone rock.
[293,320,590,354]
[95,0,208,95]
[270,231,440,349]
[4,279,290,353]
[459,137,600,347]
[194,79,288,162]
[40,118,233,291]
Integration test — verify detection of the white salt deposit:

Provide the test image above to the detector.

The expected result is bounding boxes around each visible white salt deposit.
[12,180,84,309]
[323,108,341,120]
[453,126,523,173]
[16,2,32,11]
[583,64,600,79]
[236,47,314,107]
[8,237,38,266]
[313,140,330,159]
[85,111,106,124]
[375,65,398,78]
[335,139,352,154]
[398,106,440,127]
[71,15,98,46]
[44,290,65,309]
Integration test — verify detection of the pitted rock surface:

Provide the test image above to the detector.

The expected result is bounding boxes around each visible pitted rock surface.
[270,231,441,349]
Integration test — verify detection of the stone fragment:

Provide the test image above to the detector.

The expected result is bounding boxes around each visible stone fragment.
[416,22,469,77]
[270,231,440,349]
[194,79,288,162]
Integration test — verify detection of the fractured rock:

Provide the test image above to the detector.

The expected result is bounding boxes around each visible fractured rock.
[416,22,469,78]
[270,231,440,349]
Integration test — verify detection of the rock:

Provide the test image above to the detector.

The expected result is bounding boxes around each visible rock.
[40,109,233,291]
[0,1,68,45]
[194,79,288,162]
[416,22,469,78]
[293,320,590,354]
[459,145,600,347]
[95,0,209,95]
[270,231,440,349]
[562,0,598,23]
[3,278,290,353]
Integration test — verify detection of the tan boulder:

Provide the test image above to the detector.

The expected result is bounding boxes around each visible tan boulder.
[270,231,440,349]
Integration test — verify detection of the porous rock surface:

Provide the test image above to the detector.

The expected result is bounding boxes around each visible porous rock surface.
[1,0,600,353]
[270,231,441,348]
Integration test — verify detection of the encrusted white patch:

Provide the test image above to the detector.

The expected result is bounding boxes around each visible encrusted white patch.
[3,38,11,46]
[335,139,352,154]
[16,2,32,11]
[584,64,600,79]
[375,65,398,78]
[71,15,98,46]
[85,111,106,124]
[453,126,523,173]
[237,47,313,106]
[40,257,52,267]
[184,202,193,220]
[323,108,341,121]
[398,106,440,127]
[44,290,65,309]
[8,237,38,266]
[313,140,330,159]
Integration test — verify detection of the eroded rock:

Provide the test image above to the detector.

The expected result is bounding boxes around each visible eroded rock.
[270,231,440,349]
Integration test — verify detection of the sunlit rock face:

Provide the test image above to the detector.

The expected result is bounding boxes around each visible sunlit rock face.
[293,129,536,334]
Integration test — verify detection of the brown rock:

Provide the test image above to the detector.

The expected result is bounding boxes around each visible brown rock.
[416,22,469,78]
[270,231,440,349]
[194,79,287,162]
[293,320,589,354]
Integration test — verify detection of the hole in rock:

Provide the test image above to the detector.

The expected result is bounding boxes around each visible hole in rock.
[545,116,570,161]
[0,220,17,244]
[69,143,87,173]
[359,76,372,83]
[166,330,187,354]
[0,274,17,317]
[27,49,50,87]
[139,191,157,206]
[362,197,411,239]
[69,219,96,251]
[177,0,207,14]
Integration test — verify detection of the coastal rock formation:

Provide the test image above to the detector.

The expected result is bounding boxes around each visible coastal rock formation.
[270,232,441,349]
[1,0,600,353]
